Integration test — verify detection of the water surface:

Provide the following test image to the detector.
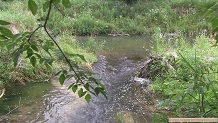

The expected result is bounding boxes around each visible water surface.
[0,36,155,123]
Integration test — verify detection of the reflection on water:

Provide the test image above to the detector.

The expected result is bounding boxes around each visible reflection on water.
[0,82,52,123]
[77,36,154,60]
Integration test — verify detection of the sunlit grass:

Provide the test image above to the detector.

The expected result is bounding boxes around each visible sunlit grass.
[152,33,218,117]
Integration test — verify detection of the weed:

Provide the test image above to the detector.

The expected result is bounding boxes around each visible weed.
[152,34,218,117]
[116,112,125,123]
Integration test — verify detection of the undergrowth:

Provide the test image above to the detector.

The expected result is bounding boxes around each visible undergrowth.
[1,0,214,36]
[152,31,218,118]
[0,1,100,88]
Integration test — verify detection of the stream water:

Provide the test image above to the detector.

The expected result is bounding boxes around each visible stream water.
[0,36,154,123]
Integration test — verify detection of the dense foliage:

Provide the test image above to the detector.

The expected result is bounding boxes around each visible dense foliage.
[0,0,107,102]
[152,34,218,118]
[40,0,216,35]
[0,0,218,122]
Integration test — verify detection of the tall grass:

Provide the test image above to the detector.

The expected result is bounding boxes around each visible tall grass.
[152,32,218,117]
[1,0,215,35]
[18,0,216,35]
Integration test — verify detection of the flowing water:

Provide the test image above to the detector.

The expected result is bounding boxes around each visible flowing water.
[0,36,155,123]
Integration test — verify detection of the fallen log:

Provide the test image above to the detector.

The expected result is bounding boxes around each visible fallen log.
[136,51,178,80]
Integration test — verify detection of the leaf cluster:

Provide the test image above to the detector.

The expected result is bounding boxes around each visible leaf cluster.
[0,0,107,102]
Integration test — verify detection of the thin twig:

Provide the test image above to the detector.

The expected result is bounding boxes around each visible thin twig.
[0,104,23,120]
[43,0,82,81]
[27,26,43,43]
[25,0,82,82]
[44,0,53,27]
[19,97,22,106]
[44,27,81,80]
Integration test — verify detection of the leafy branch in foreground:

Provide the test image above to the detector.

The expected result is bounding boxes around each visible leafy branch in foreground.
[0,0,107,102]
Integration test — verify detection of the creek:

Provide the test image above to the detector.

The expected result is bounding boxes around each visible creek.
[0,36,155,123]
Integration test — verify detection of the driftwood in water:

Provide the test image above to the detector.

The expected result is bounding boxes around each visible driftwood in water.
[137,56,167,80]
[136,51,178,80]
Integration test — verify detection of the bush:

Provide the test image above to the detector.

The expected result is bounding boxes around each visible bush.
[152,35,218,117]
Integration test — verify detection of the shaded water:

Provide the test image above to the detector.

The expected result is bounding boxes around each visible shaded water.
[0,36,154,123]
[0,82,52,122]
[79,36,153,59]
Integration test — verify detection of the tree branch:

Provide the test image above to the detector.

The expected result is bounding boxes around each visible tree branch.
[25,0,86,85]
[44,0,53,27]
[44,27,81,80]
[43,0,82,81]
[27,26,43,43]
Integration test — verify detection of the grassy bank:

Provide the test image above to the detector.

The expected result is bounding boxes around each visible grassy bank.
[150,32,218,118]
[1,0,212,36]
[47,0,214,35]
[0,1,99,89]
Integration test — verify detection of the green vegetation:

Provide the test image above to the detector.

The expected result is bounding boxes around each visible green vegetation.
[116,112,125,123]
[1,0,218,122]
[148,2,218,119]
[48,0,215,35]
[2,0,212,36]
[151,32,218,118]
[0,0,106,103]
[0,82,52,116]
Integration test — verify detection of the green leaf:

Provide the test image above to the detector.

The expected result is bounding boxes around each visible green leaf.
[0,35,7,40]
[63,70,68,75]
[6,41,17,51]
[0,41,4,47]
[94,87,107,99]
[12,49,21,67]
[54,70,62,76]
[62,0,71,8]
[42,45,52,56]
[78,88,86,97]
[215,34,218,44]
[72,85,78,93]
[75,54,86,62]
[39,58,45,64]
[99,82,106,90]
[211,19,218,33]
[101,90,108,99]
[34,53,41,59]
[59,74,65,85]
[84,83,90,91]
[26,48,34,58]
[30,56,37,67]
[28,0,38,15]
[0,20,10,25]
[45,64,53,71]
[67,83,74,90]
[88,77,99,84]
[94,87,102,95]
[0,27,13,38]
[53,0,61,5]
[85,94,91,103]
[31,45,39,52]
